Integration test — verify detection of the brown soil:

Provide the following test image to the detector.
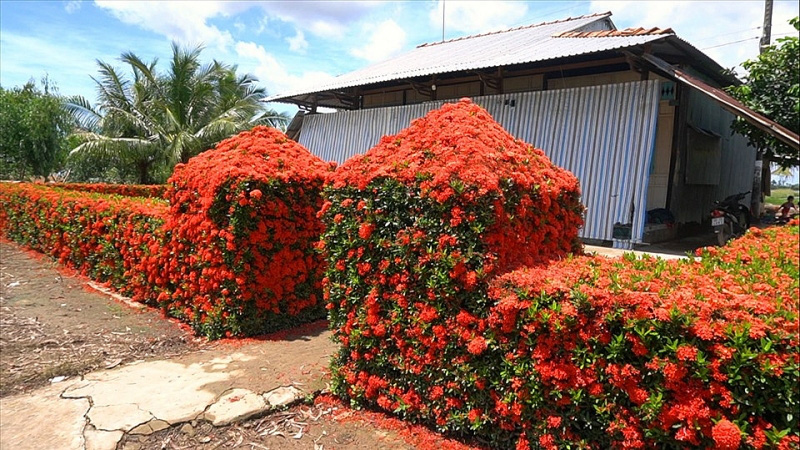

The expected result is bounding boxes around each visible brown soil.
[121,401,415,450]
[0,240,204,397]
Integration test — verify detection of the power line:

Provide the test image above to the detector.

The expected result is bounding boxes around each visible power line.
[694,26,761,43]
[702,36,759,50]
[701,32,796,50]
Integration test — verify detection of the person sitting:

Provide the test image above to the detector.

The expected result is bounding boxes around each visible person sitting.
[779,195,796,218]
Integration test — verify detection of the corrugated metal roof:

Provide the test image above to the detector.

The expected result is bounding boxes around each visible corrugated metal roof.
[553,27,674,38]
[267,12,672,103]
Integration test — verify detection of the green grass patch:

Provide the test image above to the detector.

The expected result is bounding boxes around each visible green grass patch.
[766,187,799,205]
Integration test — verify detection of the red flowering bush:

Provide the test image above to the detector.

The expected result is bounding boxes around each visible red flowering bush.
[47,183,167,199]
[2,127,335,339]
[155,126,335,338]
[0,183,166,295]
[320,99,584,443]
[483,224,798,448]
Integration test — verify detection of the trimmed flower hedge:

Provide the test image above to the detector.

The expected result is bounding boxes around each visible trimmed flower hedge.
[47,182,167,199]
[151,125,335,338]
[484,224,799,449]
[0,183,166,291]
[0,126,334,339]
[320,99,586,444]
[320,99,798,449]
[325,220,799,448]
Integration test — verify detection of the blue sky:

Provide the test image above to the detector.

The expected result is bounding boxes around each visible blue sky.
[1,0,798,117]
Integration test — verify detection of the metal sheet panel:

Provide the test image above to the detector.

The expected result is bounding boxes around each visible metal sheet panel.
[267,13,670,103]
[300,80,661,242]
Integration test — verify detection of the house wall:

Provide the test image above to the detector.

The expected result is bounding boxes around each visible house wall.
[299,80,662,243]
[669,87,755,224]
[547,70,640,90]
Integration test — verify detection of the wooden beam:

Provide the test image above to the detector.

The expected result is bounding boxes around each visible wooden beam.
[636,52,799,151]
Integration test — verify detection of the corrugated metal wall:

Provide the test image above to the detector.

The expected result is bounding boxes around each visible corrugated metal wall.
[669,89,755,224]
[300,80,662,242]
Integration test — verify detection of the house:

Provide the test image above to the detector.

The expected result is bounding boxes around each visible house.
[267,12,798,247]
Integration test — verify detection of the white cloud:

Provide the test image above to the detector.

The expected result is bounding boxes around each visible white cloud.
[286,29,308,54]
[234,41,334,96]
[429,0,529,35]
[350,19,407,62]
[65,0,82,14]
[256,2,381,39]
[590,0,798,72]
[94,1,243,50]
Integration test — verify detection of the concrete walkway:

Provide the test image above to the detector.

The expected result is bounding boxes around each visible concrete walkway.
[0,329,336,450]
[584,244,691,260]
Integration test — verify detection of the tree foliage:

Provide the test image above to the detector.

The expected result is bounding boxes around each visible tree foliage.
[728,17,799,167]
[0,79,73,179]
[67,43,290,184]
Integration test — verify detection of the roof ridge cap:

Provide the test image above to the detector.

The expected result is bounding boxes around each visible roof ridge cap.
[416,11,612,48]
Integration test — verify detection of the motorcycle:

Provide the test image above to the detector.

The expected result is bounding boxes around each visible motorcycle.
[710,191,751,246]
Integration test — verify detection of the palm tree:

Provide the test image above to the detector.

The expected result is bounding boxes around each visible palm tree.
[67,43,289,184]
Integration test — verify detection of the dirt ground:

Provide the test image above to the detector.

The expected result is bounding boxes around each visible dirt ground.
[0,240,472,450]
[121,400,417,450]
[0,240,205,397]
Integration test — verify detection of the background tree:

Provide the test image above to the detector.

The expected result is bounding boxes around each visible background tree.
[0,78,73,180]
[67,43,289,184]
[727,17,799,167]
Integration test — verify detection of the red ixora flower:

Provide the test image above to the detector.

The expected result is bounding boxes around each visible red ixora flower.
[467,336,488,355]
[712,419,741,450]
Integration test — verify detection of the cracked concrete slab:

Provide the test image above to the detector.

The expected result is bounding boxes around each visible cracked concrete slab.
[84,426,124,450]
[88,404,153,432]
[264,385,303,407]
[202,388,268,426]
[129,419,170,435]
[63,358,232,424]
[1,328,334,450]
[0,382,88,450]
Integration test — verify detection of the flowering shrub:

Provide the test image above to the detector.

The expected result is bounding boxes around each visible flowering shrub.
[320,99,584,444]
[47,183,167,199]
[1,126,335,339]
[0,183,166,295]
[155,125,335,338]
[483,224,798,449]
[325,205,798,448]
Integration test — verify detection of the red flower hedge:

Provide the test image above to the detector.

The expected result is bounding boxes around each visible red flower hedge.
[154,125,336,338]
[0,183,166,294]
[320,99,585,443]
[46,183,167,199]
[1,126,335,339]
[483,224,798,449]
[324,218,799,448]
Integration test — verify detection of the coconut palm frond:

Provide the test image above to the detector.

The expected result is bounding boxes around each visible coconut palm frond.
[65,95,103,132]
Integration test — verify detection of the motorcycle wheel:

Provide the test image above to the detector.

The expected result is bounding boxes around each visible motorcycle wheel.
[735,209,750,234]
[717,222,732,246]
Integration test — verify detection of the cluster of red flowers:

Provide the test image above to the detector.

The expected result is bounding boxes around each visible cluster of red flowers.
[1,126,335,339]
[331,98,584,272]
[0,183,167,292]
[154,126,335,337]
[47,182,167,199]
[485,223,798,448]
[321,99,798,448]
[321,99,586,444]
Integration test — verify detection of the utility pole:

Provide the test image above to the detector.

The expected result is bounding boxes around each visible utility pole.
[751,0,773,219]
[759,0,773,52]
[442,0,446,42]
